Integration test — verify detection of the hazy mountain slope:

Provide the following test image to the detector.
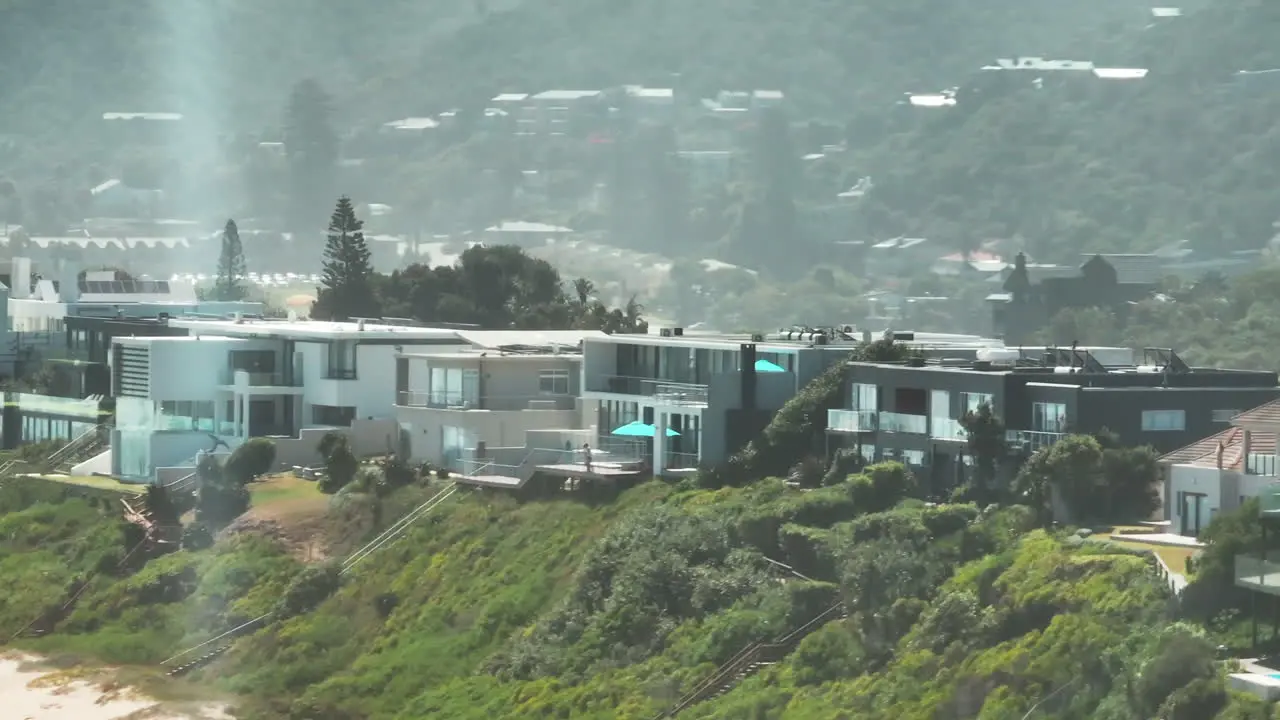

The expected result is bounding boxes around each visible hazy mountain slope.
[844,0,1280,258]
[1,0,1156,133]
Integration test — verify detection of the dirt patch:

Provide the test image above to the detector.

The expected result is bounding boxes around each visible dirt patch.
[223,515,329,563]
[206,474,334,563]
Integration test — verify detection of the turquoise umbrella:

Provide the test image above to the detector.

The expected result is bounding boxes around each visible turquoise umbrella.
[611,421,681,437]
[755,358,787,373]
[611,421,655,437]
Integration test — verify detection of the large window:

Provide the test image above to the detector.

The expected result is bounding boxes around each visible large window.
[961,392,994,413]
[539,369,570,395]
[1142,409,1186,432]
[1032,402,1067,432]
[326,341,357,379]
[851,383,876,410]
[312,404,355,427]
[429,367,480,406]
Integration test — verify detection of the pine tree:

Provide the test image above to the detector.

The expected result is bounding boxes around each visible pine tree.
[213,219,247,301]
[312,196,380,321]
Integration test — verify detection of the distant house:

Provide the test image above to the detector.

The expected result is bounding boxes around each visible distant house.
[982,57,1096,72]
[90,180,162,218]
[484,221,573,246]
[864,237,931,277]
[989,252,1163,343]
[931,251,1007,277]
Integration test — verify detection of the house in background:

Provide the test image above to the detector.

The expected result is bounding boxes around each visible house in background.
[989,252,1163,343]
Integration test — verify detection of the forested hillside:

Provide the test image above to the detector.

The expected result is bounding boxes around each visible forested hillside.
[5,0,1279,261]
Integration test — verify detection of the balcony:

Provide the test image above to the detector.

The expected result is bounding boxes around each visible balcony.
[1236,555,1280,596]
[828,409,877,433]
[220,368,301,387]
[1261,482,1280,517]
[1006,430,1065,453]
[879,412,927,434]
[397,390,576,412]
[589,375,709,406]
[931,417,968,442]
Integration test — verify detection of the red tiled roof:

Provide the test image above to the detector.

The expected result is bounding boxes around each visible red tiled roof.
[1159,426,1278,470]
[1232,399,1280,427]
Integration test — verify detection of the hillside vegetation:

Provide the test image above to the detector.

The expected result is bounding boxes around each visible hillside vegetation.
[7,0,1279,265]
[0,460,1261,720]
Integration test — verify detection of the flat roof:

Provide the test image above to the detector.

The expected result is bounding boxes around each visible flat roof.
[405,349,583,361]
[455,329,608,349]
[169,317,467,342]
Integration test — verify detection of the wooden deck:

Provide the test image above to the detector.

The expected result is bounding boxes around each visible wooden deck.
[452,461,645,490]
[535,462,645,480]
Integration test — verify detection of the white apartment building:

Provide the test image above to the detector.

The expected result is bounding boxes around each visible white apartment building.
[109,316,470,480]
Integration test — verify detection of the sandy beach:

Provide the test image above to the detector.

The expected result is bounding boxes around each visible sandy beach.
[0,653,232,720]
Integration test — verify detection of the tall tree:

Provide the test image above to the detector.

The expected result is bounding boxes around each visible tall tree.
[213,219,247,301]
[313,196,380,321]
[284,79,339,236]
[730,107,801,277]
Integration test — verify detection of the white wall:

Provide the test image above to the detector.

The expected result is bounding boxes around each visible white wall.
[147,337,276,401]
[301,341,468,421]
[1168,464,1228,535]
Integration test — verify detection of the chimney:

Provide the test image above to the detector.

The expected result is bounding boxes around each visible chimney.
[357,319,366,331]
[1217,440,1225,470]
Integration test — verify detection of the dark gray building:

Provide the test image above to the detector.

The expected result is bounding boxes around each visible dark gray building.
[827,347,1280,493]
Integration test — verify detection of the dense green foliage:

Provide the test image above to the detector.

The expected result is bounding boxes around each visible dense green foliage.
[0,459,1259,719]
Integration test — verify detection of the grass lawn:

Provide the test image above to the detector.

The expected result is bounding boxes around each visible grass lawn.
[248,473,325,513]
[1087,536,1199,575]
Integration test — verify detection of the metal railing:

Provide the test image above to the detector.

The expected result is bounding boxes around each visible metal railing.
[46,424,107,469]
[879,412,927,434]
[591,375,709,406]
[1235,554,1280,592]
[655,602,846,718]
[930,417,967,441]
[396,390,576,411]
[665,451,700,470]
[1006,430,1065,453]
[827,409,876,433]
[323,368,357,380]
[163,482,460,674]
[220,369,300,387]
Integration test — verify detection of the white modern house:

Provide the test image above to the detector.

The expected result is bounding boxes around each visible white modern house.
[1160,401,1280,536]
[395,330,605,472]
[109,316,471,481]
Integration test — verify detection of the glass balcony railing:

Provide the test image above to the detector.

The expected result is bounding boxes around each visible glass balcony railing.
[590,375,709,406]
[1006,430,1065,453]
[1260,483,1280,517]
[879,412,927,434]
[828,409,877,433]
[1236,554,1280,592]
[931,417,967,441]
[397,391,576,411]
